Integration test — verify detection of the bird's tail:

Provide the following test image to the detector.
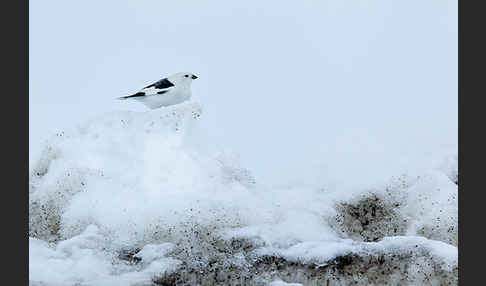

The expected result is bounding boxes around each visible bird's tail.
[117,95,130,100]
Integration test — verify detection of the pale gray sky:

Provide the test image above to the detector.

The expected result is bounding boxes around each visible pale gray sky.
[30,0,457,187]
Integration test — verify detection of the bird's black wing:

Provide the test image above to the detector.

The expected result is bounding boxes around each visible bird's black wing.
[118,77,174,100]
[118,89,170,100]
[118,92,146,99]
[143,78,175,89]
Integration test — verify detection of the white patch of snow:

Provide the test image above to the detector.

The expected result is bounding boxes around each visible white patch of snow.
[29,225,181,286]
[399,171,458,245]
[268,279,304,286]
[133,243,176,264]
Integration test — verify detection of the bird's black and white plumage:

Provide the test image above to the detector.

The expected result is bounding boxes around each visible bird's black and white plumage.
[118,72,198,109]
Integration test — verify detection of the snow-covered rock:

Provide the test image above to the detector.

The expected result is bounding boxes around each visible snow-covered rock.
[29,101,457,285]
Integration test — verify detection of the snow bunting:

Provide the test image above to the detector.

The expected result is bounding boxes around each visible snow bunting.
[118,72,198,109]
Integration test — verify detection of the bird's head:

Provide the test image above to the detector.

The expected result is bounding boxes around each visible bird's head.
[169,72,198,86]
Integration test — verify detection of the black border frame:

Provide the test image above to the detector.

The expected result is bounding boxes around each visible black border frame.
[3,0,28,284]
[458,0,482,284]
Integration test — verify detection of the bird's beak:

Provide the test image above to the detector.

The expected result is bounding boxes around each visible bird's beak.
[191,75,198,80]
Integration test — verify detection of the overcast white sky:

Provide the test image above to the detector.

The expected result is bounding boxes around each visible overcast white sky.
[30,0,457,188]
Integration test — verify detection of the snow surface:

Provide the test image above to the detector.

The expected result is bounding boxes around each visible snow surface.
[29,101,457,285]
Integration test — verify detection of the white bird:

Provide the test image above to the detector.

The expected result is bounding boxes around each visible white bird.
[118,72,198,109]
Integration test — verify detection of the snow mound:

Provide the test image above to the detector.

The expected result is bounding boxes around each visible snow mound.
[29,102,259,246]
[29,101,457,285]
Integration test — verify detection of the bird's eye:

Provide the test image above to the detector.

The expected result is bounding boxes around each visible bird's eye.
[185,75,189,78]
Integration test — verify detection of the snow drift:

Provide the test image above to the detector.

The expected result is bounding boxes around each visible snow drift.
[29,101,458,285]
